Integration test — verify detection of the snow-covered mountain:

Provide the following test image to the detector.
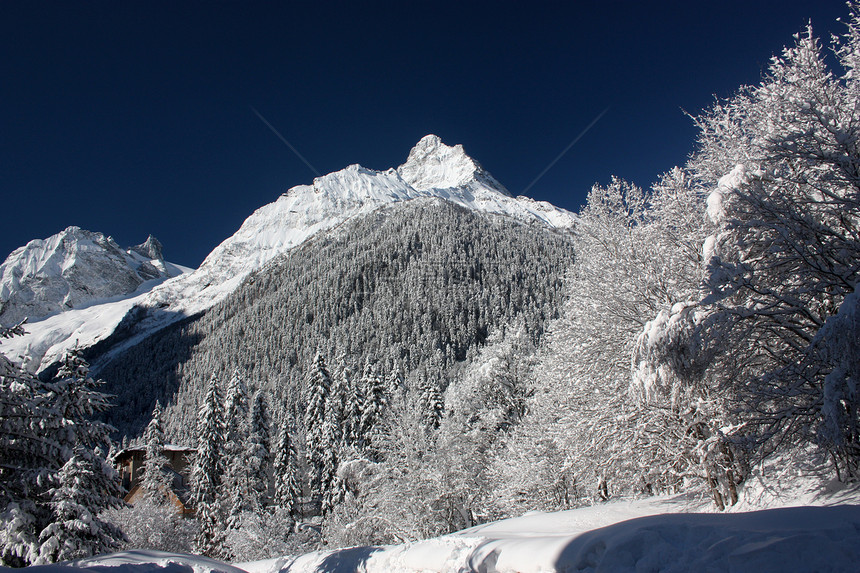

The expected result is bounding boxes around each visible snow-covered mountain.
[0,227,186,326]
[2,135,575,373]
[140,134,575,320]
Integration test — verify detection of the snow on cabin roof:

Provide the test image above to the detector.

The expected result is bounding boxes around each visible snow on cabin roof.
[113,444,196,460]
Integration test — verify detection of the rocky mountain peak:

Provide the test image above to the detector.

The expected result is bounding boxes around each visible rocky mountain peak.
[398,134,510,196]
[130,235,164,261]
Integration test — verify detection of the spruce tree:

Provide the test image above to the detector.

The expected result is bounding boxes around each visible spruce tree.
[223,370,250,532]
[304,353,336,511]
[35,447,125,563]
[141,401,171,503]
[191,374,226,558]
[358,360,386,458]
[245,391,271,513]
[342,368,362,449]
[0,351,63,565]
[273,413,300,517]
[1,343,123,565]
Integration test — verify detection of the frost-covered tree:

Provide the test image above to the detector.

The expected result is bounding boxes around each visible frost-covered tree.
[245,391,271,513]
[342,367,363,450]
[191,374,226,558]
[0,344,64,564]
[492,172,717,512]
[638,13,860,481]
[102,495,196,554]
[273,413,301,516]
[1,340,124,565]
[141,401,171,503]
[357,359,386,458]
[35,447,125,563]
[304,353,340,512]
[222,370,250,532]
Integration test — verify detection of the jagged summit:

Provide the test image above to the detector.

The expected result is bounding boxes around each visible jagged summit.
[398,134,511,196]
[0,227,183,326]
[130,235,164,261]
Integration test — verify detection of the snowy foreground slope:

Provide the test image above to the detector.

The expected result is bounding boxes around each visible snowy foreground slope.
[3,135,574,373]
[16,477,860,573]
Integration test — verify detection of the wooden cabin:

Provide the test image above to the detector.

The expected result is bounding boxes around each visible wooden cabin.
[113,445,196,514]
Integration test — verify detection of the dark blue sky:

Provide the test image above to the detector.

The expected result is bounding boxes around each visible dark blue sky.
[1,0,848,267]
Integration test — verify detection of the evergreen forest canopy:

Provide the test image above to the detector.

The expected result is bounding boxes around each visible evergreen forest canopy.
[96,198,575,441]
[2,3,860,564]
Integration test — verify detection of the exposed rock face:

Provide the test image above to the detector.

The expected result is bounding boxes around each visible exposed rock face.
[0,227,180,325]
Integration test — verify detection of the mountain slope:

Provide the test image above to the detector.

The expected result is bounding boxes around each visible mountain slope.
[139,134,574,322]
[0,227,185,326]
[97,199,575,439]
[2,135,574,374]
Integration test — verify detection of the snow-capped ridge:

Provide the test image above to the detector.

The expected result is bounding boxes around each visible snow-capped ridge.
[0,227,184,327]
[398,134,511,196]
[4,135,575,373]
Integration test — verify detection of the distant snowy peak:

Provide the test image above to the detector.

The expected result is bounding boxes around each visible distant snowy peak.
[0,226,184,325]
[397,134,511,196]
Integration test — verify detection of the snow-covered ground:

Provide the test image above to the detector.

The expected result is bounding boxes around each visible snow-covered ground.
[17,461,860,573]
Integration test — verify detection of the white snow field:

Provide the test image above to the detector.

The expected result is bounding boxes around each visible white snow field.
[11,472,860,573]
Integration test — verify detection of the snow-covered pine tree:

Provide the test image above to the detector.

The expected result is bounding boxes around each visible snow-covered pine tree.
[2,340,123,566]
[245,391,271,513]
[51,349,118,458]
[273,412,300,517]
[35,447,125,563]
[418,370,444,431]
[358,359,386,458]
[304,353,338,512]
[0,335,65,565]
[141,401,171,503]
[321,389,344,513]
[35,349,126,559]
[342,367,362,450]
[223,370,251,535]
[191,374,226,558]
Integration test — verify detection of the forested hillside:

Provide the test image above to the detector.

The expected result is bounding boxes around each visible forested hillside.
[96,198,575,440]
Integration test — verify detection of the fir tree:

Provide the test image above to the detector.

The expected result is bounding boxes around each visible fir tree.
[191,374,226,558]
[35,447,125,563]
[358,359,386,457]
[342,367,362,449]
[141,401,171,503]
[1,343,123,565]
[245,391,271,514]
[273,413,300,517]
[304,353,337,510]
[223,370,250,533]
[0,352,63,565]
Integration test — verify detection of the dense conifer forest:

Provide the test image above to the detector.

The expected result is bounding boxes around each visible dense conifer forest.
[96,198,575,441]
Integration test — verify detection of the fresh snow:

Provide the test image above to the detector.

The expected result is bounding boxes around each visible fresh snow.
[0,280,164,372]
[19,464,860,573]
[0,227,184,326]
[2,135,576,374]
[21,501,860,573]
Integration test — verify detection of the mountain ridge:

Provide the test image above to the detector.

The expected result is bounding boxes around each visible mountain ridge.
[1,135,575,373]
[0,226,185,326]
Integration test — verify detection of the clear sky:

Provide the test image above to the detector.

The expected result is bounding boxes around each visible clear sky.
[1,0,849,267]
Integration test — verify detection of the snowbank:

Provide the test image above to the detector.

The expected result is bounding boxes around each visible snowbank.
[13,491,860,572]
